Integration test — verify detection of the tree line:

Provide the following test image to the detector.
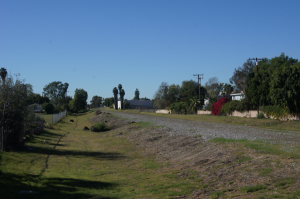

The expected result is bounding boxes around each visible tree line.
[152,53,300,116]
[0,68,91,150]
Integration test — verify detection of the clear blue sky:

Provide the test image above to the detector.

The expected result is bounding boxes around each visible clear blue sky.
[1,0,300,103]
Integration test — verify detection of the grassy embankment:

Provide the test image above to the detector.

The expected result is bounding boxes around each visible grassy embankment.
[0,111,200,199]
[102,108,300,133]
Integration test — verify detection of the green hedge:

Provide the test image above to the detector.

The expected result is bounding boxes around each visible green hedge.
[260,105,290,119]
[221,99,248,115]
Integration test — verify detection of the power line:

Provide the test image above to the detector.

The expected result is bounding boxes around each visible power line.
[193,74,203,109]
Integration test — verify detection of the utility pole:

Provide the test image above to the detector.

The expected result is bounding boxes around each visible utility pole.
[193,74,204,110]
[248,57,263,73]
[248,57,264,115]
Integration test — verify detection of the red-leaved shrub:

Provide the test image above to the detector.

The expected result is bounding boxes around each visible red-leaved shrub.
[211,97,230,116]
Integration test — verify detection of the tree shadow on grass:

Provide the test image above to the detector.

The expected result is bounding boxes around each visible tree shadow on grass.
[40,130,63,138]
[24,146,126,160]
[25,130,126,160]
[0,172,119,199]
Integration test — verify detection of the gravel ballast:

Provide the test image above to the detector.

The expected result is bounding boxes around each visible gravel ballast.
[107,111,300,144]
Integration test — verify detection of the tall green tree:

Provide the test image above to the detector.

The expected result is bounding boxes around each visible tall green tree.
[230,60,255,92]
[104,97,114,107]
[246,53,298,107]
[27,93,50,105]
[270,62,300,114]
[118,84,125,109]
[0,74,36,150]
[90,95,102,108]
[0,68,7,85]
[113,87,118,109]
[118,84,122,93]
[69,89,88,113]
[134,88,140,100]
[223,83,234,96]
[153,82,169,108]
[166,84,180,105]
[120,89,125,109]
[43,81,69,99]
[179,80,206,107]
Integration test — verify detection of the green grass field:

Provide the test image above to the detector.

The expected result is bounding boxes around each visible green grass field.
[36,113,53,124]
[0,112,201,199]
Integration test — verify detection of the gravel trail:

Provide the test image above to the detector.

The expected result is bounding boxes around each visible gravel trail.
[107,111,300,144]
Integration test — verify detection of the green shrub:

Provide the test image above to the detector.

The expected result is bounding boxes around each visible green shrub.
[221,99,248,115]
[42,103,55,114]
[93,122,110,132]
[257,112,265,119]
[260,105,290,119]
[240,184,267,193]
[169,102,189,114]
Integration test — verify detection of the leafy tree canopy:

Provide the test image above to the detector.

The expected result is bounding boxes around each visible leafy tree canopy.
[205,77,224,103]
[230,60,255,92]
[42,103,55,114]
[166,84,180,104]
[140,97,150,100]
[43,81,69,99]
[270,62,300,114]
[153,82,169,109]
[246,53,298,107]
[179,80,206,106]
[27,93,50,105]
[0,67,8,84]
[69,88,88,112]
[90,95,103,108]
[104,97,114,107]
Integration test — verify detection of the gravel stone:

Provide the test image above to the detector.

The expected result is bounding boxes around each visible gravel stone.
[107,111,300,144]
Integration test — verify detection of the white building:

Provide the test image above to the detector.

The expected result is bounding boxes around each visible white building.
[115,99,153,109]
[230,92,245,101]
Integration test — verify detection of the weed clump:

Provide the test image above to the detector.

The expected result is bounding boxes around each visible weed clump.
[257,112,265,119]
[240,184,267,193]
[91,121,110,132]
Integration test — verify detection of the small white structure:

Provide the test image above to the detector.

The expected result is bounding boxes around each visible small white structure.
[115,99,153,109]
[230,92,245,101]
[204,99,210,105]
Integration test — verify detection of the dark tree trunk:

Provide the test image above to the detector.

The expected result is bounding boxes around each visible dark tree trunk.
[114,94,118,110]
[121,95,124,109]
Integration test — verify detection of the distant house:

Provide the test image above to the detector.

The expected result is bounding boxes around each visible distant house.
[203,91,245,109]
[230,91,245,101]
[114,99,153,109]
[32,104,44,113]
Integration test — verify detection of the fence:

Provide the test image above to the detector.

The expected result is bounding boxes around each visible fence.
[52,110,67,124]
